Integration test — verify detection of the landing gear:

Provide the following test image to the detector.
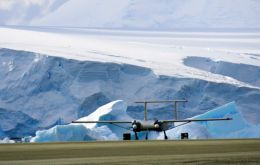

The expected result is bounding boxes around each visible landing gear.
[145,131,149,140]
[163,130,168,140]
[134,131,139,140]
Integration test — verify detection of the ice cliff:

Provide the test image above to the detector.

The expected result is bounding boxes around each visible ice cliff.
[0,48,260,139]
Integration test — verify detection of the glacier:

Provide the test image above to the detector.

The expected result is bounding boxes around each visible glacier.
[0,48,260,139]
[31,100,260,142]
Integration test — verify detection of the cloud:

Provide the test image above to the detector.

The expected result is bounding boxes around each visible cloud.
[0,0,15,10]
[0,0,46,10]
[0,0,67,25]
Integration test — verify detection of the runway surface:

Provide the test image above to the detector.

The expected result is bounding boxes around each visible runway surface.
[0,139,260,164]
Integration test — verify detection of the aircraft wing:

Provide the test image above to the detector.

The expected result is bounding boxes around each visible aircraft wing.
[72,120,133,124]
[161,117,232,123]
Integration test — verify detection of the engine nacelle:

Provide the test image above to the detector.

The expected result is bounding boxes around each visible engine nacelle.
[154,123,160,129]
[132,120,168,132]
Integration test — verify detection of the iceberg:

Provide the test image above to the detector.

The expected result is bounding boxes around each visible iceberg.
[31,124,117,142]
[0,137,15,143]
[192,102,250,138]
[31,100,131,142]
[31,100,260,142]
[159,102,258,139]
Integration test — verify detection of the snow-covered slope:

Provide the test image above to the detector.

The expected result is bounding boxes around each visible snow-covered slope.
[31,100,260,142]
[0,27,259,88]
[31,0,260,29]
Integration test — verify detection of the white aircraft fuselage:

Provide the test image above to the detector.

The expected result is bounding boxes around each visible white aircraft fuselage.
[132,120,169,132]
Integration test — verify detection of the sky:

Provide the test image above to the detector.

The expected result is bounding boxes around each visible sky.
[0,0,66,25]
[0,0,259,28]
